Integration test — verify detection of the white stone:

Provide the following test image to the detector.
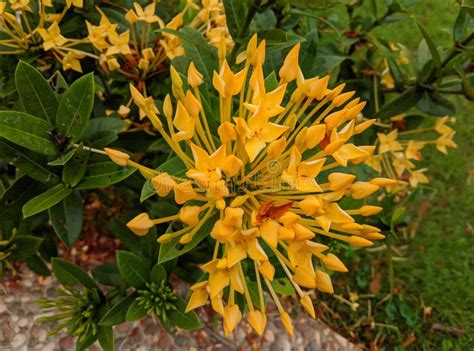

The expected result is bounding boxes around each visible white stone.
[11,333,27,348]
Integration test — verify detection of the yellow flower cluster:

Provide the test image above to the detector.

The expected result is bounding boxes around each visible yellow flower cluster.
[0,0,232,77]
[106,36,395,336]
[366,115,457,190]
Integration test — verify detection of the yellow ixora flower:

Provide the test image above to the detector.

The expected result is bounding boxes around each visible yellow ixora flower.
[106,35,393,336]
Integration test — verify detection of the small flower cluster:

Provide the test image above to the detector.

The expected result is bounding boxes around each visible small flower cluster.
[105,35,395,336]
[0,0,231,78]
[366,115,457,191]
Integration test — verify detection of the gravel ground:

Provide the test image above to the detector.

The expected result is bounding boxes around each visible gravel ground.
[0,269,360,351]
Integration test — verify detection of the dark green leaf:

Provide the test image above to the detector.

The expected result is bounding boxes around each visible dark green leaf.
[375,87,423,119]
[158,214,217,264]
[0,139,59,185]
[223,0,248,38]
[116,250,151,289]
[0,111,57,156]
[48,190,83,248]
[51,258,100,290]
[15,61,58,124]
[111,218,143,254]
[0,177,46,222]
[62,145,90,187]
[150,264,168,285]
[97,326,114,351]
[416,91,455,116]
[168,296,202,330]
[76,161,136,189]
[92,263,123,286]
[99,293,137,326]
[416,21,441,69]
[47,149,75,166]
[56,73,94,142]
[25,254,51,276]
[22,183,72,218]
[454,8,469,42]
[126,300,149,321]
[9,235,43,260]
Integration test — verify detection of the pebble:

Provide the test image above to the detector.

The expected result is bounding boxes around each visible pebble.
[0,303,7,313]
[11,333,26,348]
[59,335,74,350]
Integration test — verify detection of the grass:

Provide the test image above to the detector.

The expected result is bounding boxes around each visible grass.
[318,1,474,349]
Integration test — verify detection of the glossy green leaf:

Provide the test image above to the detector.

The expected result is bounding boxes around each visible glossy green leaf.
[0,111,57,156]
[167,296,202,330]
[48,190,83,248]
[223,0,248,38]
[25,254,50,276]
[9,235,43,260]
[92,263,122,286]
[56,73,94,142]
[99,293,137,326]
[51,258,100,290]
[271,278,295,297]
[375,87,423,119]
[76,161,136,189]
[22,183,72,218]
[126,300,149,321]
[416,21,441,69]
[116,250,151,289]
[97,326,114,351]
[62,145,90,187]
[150,264,168,285]
[454,7,469,42]
[0,139,59,185]
[110,218,143,254]
[416,91,455,116]
[15,61,58,124]
[158,214,217,264]
[0,177,46,222]
[47,149,75,166]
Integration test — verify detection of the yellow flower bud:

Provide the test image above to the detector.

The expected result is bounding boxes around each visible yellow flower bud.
[247,310,267,335]
[163,94,173,120]
[179,206,201,226]
[293,266,316,288]
[174,181,197,204]
[258,260,275,281]
[104,148,129,166]
[151,173,176,197]
[230,195,248,208]
[223,304,242,335]
[322,253,348,272]
[185,281,209,313]
[126,213,154,236]
[359,205,383,216]
[325,109,347,130]
[370,178,398,186]
[304,125,326,149]
[125,9,138,23]
[187,62,203,88]
[350,182,379,199]
[299,196,323,216]
[363,232,386,240]
[300,294,315,319]
[251,40,266,66]
[345,101,366,120]
[332,91,355,107]
[280,312,294,335]
[306,75,329,100]
[328,172,356,191]
[222,155,243,177]
[184,91,202,116]
[279,43,300,82]
[347,236,374,247]
[315,270,334,294]
[354,119,376,134]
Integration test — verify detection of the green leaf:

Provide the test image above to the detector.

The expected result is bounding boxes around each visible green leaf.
[116,250,151,289]
[126,299,149,321]
[158,214,217,264]
[110,218,143,254]
[0,139,59,186]
[416,21,441,69]
[47,149,75,166]
[97,326,114,351]
[15,61,58,124]
[166,28,218,82]
[76,161,136,189]
[0,177,46,222]
[62,145,90,187]
[416,91,455,116]
[9,235,43,260]
[454,7,469,42]
[48,190,83,248]
[375,87,423,119]
[0,111,57,156]
[92,263,123,286]
[25,254,50,276]
[271,278,295,297]
[150,264,168,285]
[167,296,202,330]
[22,183,72,218]
[223,0,248,39]
[51,258,100,290]
[56,73,94,142]
[289,0,352,9]
[99,293,137,326]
